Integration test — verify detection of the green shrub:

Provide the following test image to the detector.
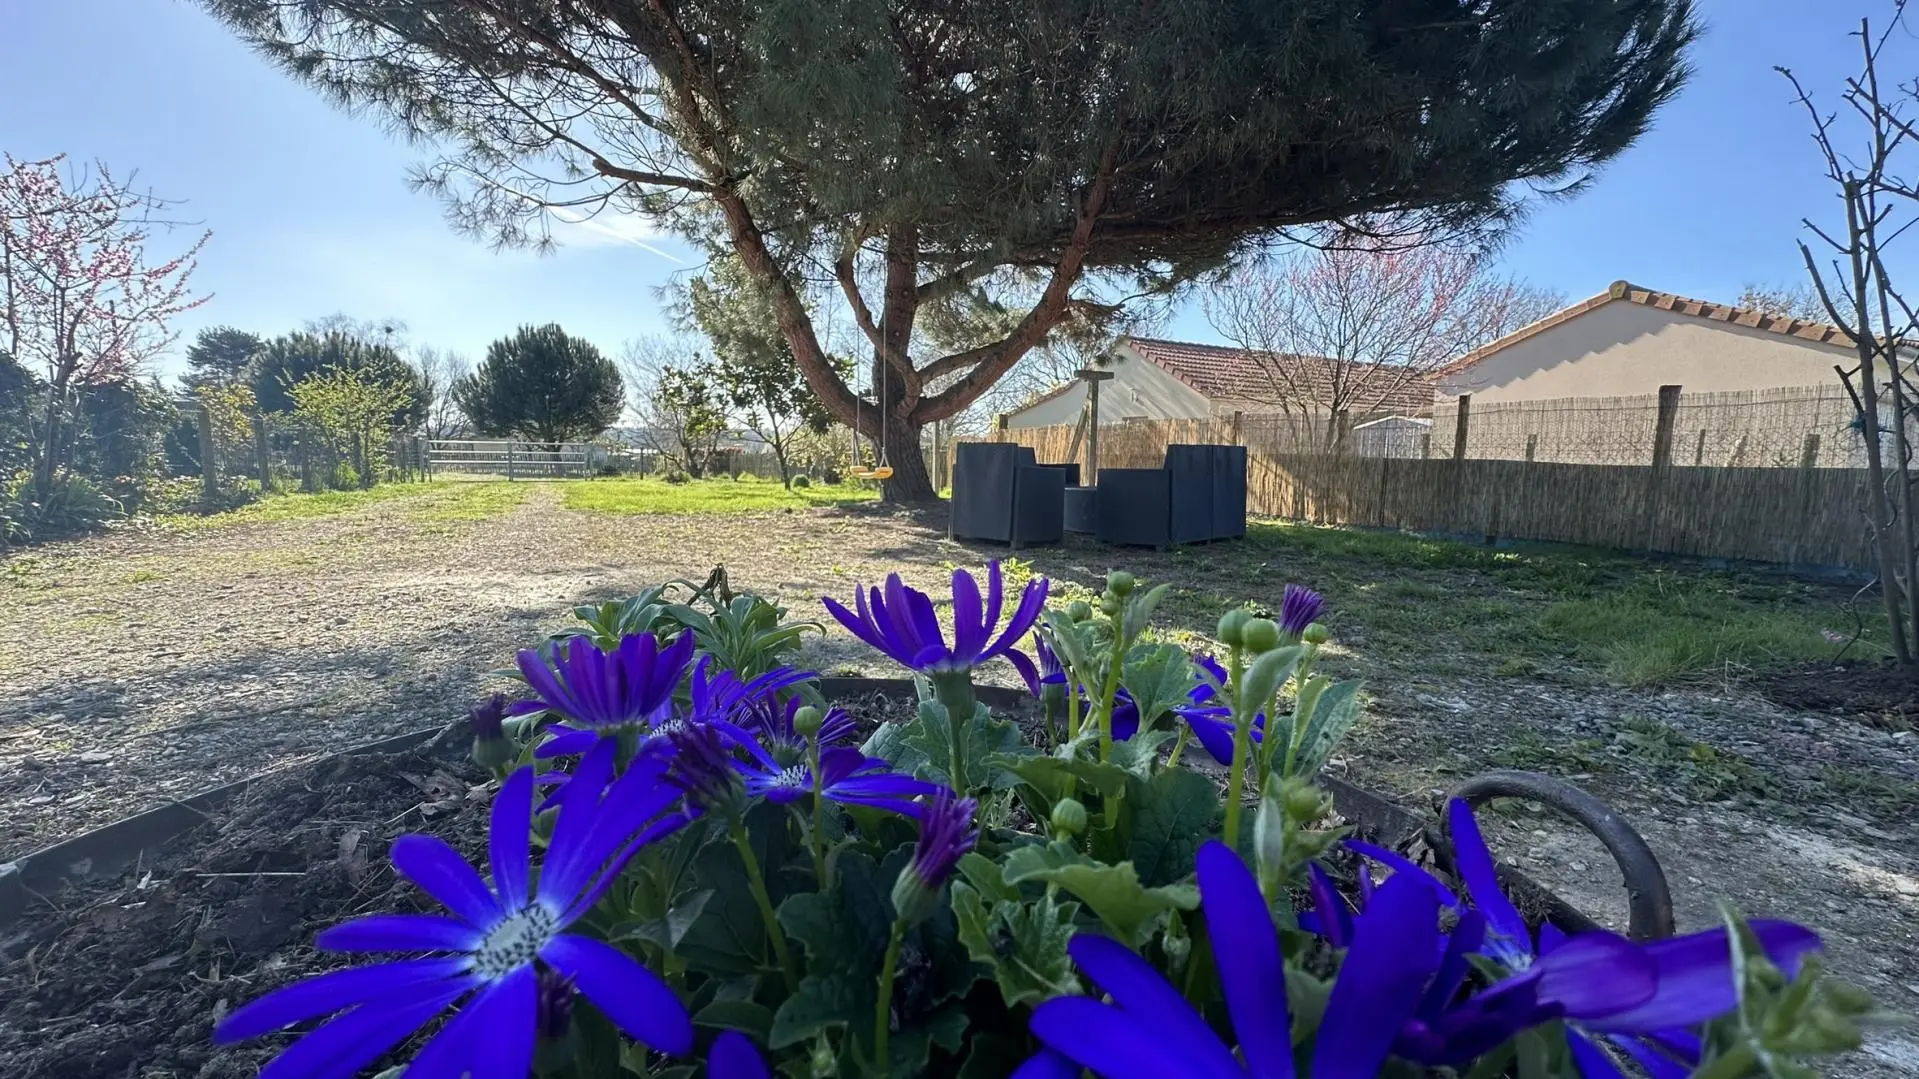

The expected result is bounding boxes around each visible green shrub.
[2,471,123,544]
[662,470,690,485]
[790,474,811,489]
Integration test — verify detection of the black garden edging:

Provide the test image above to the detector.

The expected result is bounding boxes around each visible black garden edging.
[0,722,466,928]
[0,679,1675,942]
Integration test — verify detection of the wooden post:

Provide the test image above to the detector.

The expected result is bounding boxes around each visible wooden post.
[1643,384,1682,550]
[1650,384,1681,469]
[1079,368,1115,484]
[1790,433,1824,565]
[1524,434,1538,462]
[1452,394,1472,460]
[1693,428,1708,466]
[299,425,318,492]
[197,400,219,502]
[507,441,517,481]
[252,413,272,489]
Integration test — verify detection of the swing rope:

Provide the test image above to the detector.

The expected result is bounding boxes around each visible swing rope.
[850,356,895,481]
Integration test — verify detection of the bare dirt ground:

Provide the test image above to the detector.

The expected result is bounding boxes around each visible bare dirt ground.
[3,484,1915,1074]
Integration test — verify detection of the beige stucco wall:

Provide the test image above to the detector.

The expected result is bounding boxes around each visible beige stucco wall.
[1005,346,1211,428]
[1434,300,1855,403]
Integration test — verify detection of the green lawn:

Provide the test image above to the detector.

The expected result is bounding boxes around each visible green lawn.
[158,481,526,530]
[560,475,878,515]
[1023,519,1877,687]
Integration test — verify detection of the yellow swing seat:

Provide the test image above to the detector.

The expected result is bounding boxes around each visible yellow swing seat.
[849,465,894,480]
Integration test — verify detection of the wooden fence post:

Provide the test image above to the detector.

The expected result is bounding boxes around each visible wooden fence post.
[1693,428,1708,466]
[197,400,219,502]
[1452,394,1472,460]
[1789,433,1823,565]
[1643,384,1683,549]
[507,441,517,481]
[252,413,272,489]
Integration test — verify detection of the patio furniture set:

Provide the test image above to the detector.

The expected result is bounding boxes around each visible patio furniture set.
[949,441,1248,549]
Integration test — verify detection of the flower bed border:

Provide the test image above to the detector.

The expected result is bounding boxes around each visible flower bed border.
[0,678,1674,941]
[0,722,464,928]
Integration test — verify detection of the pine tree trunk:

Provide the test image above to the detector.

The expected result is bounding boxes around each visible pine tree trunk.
[878,419,936,502]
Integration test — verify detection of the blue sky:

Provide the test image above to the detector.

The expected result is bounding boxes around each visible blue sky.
[0,0,1904,382]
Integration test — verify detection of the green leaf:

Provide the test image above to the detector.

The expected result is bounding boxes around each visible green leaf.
[677,841,771,976]
[1121,582,1171,644]
[862,720,930,776]
[1002,843,1199,946]
[899,700,1027,793]
[1009,755,1131,802]
[1288,678,1364,779]
[1119,642,1195,729]
[955,851,1019,903]
[1125,767,1220,887]
[952,883,1082,1007]
[694,999,776,1042]
[620,888,712,952]
[1108,729,1176,778]
[770,853,893,1048]
[1039,612,1095,677]
[1238,644,1306,717]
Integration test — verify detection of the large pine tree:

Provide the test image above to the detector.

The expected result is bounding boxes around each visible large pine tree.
[455,324,624,446]
[201,0,1698,499]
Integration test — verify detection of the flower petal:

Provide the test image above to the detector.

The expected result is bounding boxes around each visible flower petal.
[983,576,1050,661]
[215,957,475,1042]
[1529,931,1657,1021]
[1567,1029,1633,1079]
[951,567,986,661]
[391,835,503,926]
[1196,842,1293,1079]
[1344,840,1464,912]
[1067,935,1234,1072]
[402,965,536,1079]
[257,981,469,1079]
[710,1030,772,1079]
[1029,996,1240,1079]
[1446,799,1531,962]
[1179,709,1240,765]
[823,594,892,657]
[1586,920,1821,1033]
[316,914,483,955]
[540,739,618,903]
[490,767,534,909]
[517,648,580,720]
[1608,1032,1694,1079]
[1007,648,1042,698]
[543,933,694,1055]
[1313,871,1441,1078]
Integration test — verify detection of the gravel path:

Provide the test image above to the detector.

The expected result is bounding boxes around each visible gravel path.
[3,484,1915,1073]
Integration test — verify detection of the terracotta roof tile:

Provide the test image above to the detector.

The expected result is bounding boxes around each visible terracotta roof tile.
[1434,280,1854,380]
[1124,337,1435,416]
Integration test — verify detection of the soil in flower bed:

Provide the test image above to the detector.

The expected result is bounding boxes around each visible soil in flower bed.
[0,734,488,1079]
[1757,659,1919,731]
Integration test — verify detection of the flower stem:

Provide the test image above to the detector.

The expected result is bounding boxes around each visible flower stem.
[1166,724,1190,770]
[1098,625,1125,762]
[1066,675,1083,741]
[872,918,908,1070]
[1220,645,1252,846]
[1689,1044,1757,1079]
[730,820,799,992]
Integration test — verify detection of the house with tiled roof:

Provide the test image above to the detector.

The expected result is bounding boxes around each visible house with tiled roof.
[1003,337,1436,430]
[1434,280,1857,403]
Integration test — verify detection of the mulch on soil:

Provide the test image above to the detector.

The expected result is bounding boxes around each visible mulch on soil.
[1757,659,1919,730]
[0,738,489,1079]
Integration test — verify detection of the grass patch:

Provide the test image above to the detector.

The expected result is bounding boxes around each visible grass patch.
[159,482,525,531]
[1047,519,1877,686]
[561,475,877,516]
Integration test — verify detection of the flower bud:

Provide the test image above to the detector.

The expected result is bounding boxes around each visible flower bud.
[1216,609,1250,647]
[1106,570,1136,597]
[469,693,515,771]
[793,705,824,740]
[892,791,978,927]
[1050,797,1088,838]
[810,1037,837,1078]
[1161,927,1190,974]
[1240,617,1280,654]
[1099,594,1121,617]
[1301,622,1330,647]
[1066,599,1093,623]
[1282,778,1329,823]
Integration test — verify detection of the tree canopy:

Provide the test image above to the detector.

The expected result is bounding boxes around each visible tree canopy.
[250,330,426,427]
[183,326,265,389]
[202,0,1698,498]
[455,324,624,445]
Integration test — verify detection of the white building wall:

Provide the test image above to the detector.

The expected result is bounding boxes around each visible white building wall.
[1005,346,1213,428]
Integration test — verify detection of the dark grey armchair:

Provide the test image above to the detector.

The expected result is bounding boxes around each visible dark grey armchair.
[951,443,1066,547]
[1094,444,1247,547]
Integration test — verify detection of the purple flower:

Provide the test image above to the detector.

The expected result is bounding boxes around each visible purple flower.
[1017,639,1143,740]
[664,722,746,816]
[1017,841,1450,1078]
[823,562,1048,678]
[468,693,507,741]
[1175,655,1266,764]
[738,741,943,818]
[1348,799,1823,1075]
[538,655,813,758]
[515,632,697,750]
[890,789,978,926]
[737,694,858,753]
[1015,636,1066,697]
[214,743,695,1077]
[710,1030,771,1078]
[1279,583,1325,640]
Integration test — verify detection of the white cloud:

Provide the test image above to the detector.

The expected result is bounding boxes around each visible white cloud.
[545,206,684,262]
